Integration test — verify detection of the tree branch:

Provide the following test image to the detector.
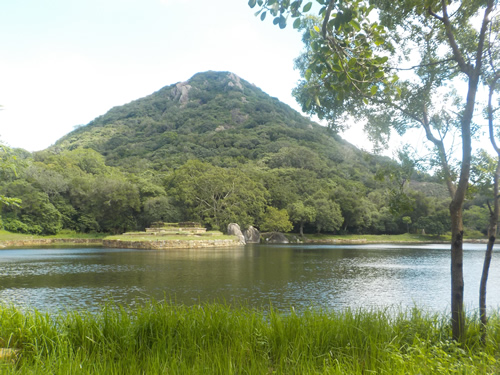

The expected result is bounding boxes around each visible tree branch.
[488,74,500,156]
[475,0,495,76]
[390,58,457,71]
[428,1,470,75]
[321,0,335,39]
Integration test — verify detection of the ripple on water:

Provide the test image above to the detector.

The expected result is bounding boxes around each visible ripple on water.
[0,245,498,313]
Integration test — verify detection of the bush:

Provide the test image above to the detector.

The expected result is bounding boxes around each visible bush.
[3,218,42,234]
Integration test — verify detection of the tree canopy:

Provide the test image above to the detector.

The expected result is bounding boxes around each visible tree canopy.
[0,144,22,209]
[2,70,488,239]
[250,0,498,341]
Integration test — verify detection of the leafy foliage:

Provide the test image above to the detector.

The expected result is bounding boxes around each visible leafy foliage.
[0,144,22,209]
[251,0,498,340]
[169,160,267,231]
[260,206,293,233]
[0,71,483,237]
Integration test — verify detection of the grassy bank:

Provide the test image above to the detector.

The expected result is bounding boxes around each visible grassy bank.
[105,231,235,242]
[0,302,498,374]
[0,230,107,242]
[301,233,456,243]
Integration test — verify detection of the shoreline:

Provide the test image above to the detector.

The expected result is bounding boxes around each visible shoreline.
[0,237,490,249]
[102,238,242,249]
[0,238,104,249]
[302,238,489,244]
[0,237,242,250]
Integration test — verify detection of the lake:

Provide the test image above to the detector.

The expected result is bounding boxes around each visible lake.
[0,243,499,313]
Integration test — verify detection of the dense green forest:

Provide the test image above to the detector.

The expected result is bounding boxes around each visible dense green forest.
[0,72,491,236]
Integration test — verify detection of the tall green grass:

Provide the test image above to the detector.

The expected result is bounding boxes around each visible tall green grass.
[0,302,498,374]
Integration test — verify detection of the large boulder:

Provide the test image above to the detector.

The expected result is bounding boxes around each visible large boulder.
[171,82,192,106]
[227,223,246,245]
[265,232,289,244]
[243,226,260,243]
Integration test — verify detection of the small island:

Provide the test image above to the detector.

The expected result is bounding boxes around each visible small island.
[0,222,241,250]
[103,222,242,249]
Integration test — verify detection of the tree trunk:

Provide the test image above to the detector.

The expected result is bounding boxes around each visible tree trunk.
[450,203,465,342]
[481,83,500,342]
[447,67,479,341]
[299,222,304,237]
[480,206,496,342]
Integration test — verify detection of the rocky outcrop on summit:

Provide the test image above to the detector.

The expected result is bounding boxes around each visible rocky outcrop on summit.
[172,81,192,106]
[227,72,243,91]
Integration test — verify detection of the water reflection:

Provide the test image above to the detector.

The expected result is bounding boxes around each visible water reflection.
[0,244,498,313]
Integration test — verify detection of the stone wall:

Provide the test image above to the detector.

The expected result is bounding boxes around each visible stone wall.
[0,238,242,250]
[103,239,241,250]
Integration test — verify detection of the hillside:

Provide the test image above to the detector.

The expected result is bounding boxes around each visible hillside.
[0,71,462,237]
[52,71,385,178]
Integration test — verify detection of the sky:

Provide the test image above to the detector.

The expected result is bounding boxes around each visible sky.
[0,0,405,154]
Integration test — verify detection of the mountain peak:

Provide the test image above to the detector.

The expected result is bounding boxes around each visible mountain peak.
[169,71,246,107]
[51,71,359,171]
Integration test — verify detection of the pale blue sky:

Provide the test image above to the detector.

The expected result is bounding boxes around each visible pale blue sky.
[0,0,319,151]
[0,0,492,163]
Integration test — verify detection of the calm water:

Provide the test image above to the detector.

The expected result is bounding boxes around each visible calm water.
[0,243,499,313]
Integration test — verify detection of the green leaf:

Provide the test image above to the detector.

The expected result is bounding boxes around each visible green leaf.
[370,85,378,96]
[261,11,267,21]
[273,16,280,25]
[349,19,361,31]
[305,69,312,81]
[303,2,312,12]
[293,18,301,29]
[363,98,369,105]
[268,0,277,5]
[396,87,402,97]
[374,37,385,46]
[331,64,342,72]
[279,16,287,29]
[374,71,384,79]
[248,0,257,8]
[348,58,357,68]
[315,96,321,106]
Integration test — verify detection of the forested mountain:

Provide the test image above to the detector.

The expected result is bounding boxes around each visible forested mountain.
[53,71,378,177]
[0,71,485,236]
